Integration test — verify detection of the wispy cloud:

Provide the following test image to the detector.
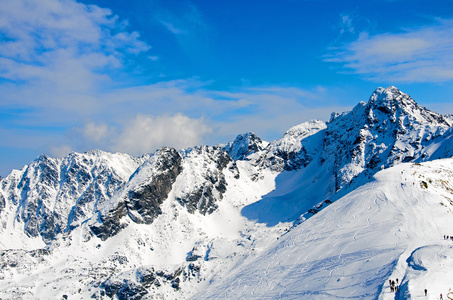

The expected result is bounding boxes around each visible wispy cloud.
[0,0,150,92]
[156,3,206,36]
[326,19,453,82]
[340,14,354,35]
[155,3,210,60]
[158,20,187,35]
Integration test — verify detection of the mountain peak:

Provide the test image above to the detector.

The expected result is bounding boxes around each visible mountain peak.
[372,85,402,97]
[368,86,416,112]
[367,86,450,127]
[224,132,268,161]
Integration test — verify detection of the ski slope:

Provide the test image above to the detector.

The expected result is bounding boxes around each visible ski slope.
[194,159,453,299]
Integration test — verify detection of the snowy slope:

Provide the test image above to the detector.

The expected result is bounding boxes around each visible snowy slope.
[194,159,453,299]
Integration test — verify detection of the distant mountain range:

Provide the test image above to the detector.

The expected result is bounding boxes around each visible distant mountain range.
[1,86,453,299]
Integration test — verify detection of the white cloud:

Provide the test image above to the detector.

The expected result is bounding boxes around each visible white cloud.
[0,0,150,91]
[327,19,453,82]
[82,122,111,143]
[74,113,212,156]
[112,114,212,155]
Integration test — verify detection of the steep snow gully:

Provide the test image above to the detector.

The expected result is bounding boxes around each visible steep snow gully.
[1,86,453,299]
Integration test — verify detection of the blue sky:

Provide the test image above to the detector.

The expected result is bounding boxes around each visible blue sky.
[1,0,453,176]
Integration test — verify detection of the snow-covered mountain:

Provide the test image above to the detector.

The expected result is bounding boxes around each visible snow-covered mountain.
[323,86,452,192]
[1,86,453,299]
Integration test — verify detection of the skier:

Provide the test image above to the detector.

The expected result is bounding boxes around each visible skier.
[440,293,443,300]
[425,289,428,296]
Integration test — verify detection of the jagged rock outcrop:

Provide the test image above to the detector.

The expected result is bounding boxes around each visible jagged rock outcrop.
[126,147,183,224]
[251,120,327,172]
[0,192,5,214]
[90,147,183,240]
[176,146,231,215]
[89,201,128,241]
[16,155,61,241]
[224,132,268,161]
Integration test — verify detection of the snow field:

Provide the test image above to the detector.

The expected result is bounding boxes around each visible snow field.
[194,159,453,299]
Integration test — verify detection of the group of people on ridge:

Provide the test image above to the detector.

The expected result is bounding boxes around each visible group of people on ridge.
[443,235,453,241]
[389,279,399,293]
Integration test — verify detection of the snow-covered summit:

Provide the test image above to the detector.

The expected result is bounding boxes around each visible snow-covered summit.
[322,86,452,192]
[274,119,326,153]
[370,85,411,106]
[250,119,327,172]
[224,132,268,161]
[368,86,450,127]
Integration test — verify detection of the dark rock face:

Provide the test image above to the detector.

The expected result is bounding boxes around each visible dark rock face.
[89,201,128,241]
[252,121,326,173]
[90,147,183,240]
[176,146,230,215]
[136,267,156,287]
[102,279,148,299]
[99,264,200,298]
[0,192,5,214]
[238,128,318,171]
[126,147,183,224]
[257,148,311,172]
[178,185,218,215]
[66,169,123,232]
